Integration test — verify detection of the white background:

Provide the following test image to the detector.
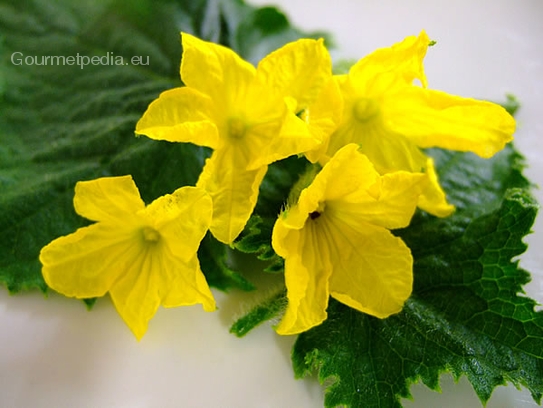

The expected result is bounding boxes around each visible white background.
[1,1,542,407]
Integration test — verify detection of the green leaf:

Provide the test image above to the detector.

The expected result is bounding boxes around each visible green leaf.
[501,94,521,116]
[294,190,542,408]
[220,1,333,64]
[3,1,542,407]
[234,215,284,273]
[290,144,543,407]
[0,0,321,294]
[199,232,255,292]
[230,289,286,337]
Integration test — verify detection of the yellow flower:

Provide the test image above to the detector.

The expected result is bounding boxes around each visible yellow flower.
[136,33,339,244]
[39,176,215,340]
[254,39,343,164]
[272,144,427,335]
[318,31,515,217]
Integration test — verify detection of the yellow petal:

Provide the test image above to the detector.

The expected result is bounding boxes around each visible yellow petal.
[227,94,321,171]
[142,186,213,262]
[109,245,216,340]
[162,255,216,312]
[273,144,422,333]
[41,177,216,340]
[309,144,426,230]
[417,157,455,217]
[272,220,331,335]
[326,33,431,165]
[73,175,144,223]
[135,87,219,148]
[386,87,515,158]
[326,77,429,173]
[328,221,413,318]
[341,123,428,175]
[40,223,143,298]
[308,144,379,202]
[256,38,332,109]
[197,149,267,244]
[221,101,294,171]
[108,246,162,340]
[349,30,430,93]
[181,32,256,107]
[303,77,344,164]
[365,131,428,175]
[247,110,318,170]
[328,171,427,230]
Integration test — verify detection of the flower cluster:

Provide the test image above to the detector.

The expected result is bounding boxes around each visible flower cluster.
[40,31,514,338]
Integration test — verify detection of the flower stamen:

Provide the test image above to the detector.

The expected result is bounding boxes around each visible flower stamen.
[227,116,247,139]
[353,98,380,123]
[142,226,160,243]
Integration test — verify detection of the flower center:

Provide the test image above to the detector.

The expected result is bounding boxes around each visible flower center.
[352,98,380,123]
[309,211,321,220]
[142,226,160,243]
[308,203,326,221]
[227,116,247,139]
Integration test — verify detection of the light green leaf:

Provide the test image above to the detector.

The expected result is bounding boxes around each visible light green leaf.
[230,289,286,337]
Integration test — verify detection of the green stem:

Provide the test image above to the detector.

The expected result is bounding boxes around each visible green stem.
[287,162,322,207]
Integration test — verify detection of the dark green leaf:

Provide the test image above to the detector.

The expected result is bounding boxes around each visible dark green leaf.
[220,1,333,64]
[291,143,543,407]
[257,155,311,217]
[0,0,320,294]
[427,143,530,216]
[199,232,255,292]
[294,190,543,407]
[234,215,284,273]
